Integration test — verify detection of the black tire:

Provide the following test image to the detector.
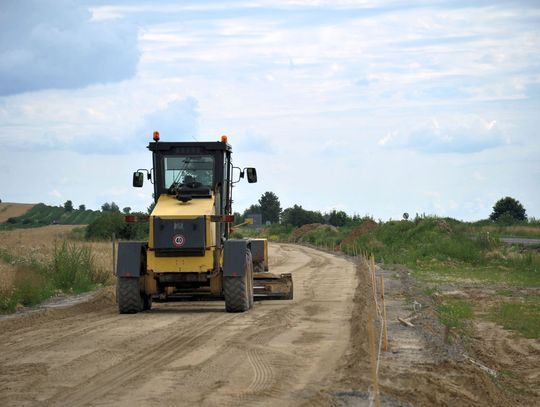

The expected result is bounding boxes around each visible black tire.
[117,277,143,314]
[224,250,253,312]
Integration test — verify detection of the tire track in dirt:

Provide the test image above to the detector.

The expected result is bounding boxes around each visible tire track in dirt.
[0,243,357,407]
[2,314,124,356]
[48,312,239,407]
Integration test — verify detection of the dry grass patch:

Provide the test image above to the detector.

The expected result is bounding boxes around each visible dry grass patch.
[0,225,115,313]
[0,203,35,223]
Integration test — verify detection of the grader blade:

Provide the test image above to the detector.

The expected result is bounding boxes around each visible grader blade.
[253,272,293,300]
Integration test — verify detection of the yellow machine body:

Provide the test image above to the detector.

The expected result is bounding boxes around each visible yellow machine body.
[147,194,217,273]
[116,138,292,314]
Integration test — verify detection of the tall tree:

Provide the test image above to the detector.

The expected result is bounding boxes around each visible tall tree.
[64,200,73,212]
[258,191,281,224]
[110,202,120,212]
[490,196,527,222]
[78,204,86,211]
[101,202,120,212]
[327,209,349,227]
[282,205,324,227]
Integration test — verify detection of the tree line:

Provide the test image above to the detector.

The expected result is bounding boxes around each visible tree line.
[234,191,364,227]
[235,193,531,228]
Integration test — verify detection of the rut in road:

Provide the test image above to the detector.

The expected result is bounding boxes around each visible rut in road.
[0,243,357,407]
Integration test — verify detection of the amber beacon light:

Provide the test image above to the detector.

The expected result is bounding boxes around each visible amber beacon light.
[153,131,160,141]
[221,135,228,143]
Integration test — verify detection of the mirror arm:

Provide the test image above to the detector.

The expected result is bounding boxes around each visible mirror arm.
[231,166,243,185]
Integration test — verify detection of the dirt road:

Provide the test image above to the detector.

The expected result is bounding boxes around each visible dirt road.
[0,243,356,407]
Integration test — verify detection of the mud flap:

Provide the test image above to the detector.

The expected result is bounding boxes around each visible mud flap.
[223,240,249,277]
[117,241,147,278]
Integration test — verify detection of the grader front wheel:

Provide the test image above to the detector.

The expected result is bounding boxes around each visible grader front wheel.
[224,251,254,312]
[117,277,144,314]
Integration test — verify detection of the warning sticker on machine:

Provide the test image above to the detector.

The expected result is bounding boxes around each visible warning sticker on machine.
[172,234,186,247]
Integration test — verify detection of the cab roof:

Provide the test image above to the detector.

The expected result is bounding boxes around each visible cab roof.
[147,141,232,153]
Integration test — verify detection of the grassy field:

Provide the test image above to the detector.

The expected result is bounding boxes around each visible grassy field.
[0,225,114,313]
[0,203,101,230]
[0,203,35,223]
[0,203,146,313]
[246,217,540,339]
[3,212,539,339]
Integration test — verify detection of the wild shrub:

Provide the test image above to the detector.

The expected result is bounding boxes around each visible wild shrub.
[13,268,54,306]
[50,241,109,293]
[0,284,18,312]
[85,212,125,240]
[85,212,148,240]
[436,299,473,335]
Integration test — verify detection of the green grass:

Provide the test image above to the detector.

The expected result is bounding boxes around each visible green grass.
[295,225,349,247]
[238,223,295,242]
[489,297,540,339]
[51,241,110,293]
[471,224,540,239]
[0,203,101,230]
[413,261,540,286]
[346,218,540,286]
[436,298,474,331]
[0,241,111,313]
[244,217,540,286]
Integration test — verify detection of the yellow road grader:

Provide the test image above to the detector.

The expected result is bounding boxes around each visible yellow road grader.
[116,134,293,313]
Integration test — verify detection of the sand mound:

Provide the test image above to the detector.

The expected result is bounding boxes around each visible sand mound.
[291,223,337,242]
[341,219,378,246]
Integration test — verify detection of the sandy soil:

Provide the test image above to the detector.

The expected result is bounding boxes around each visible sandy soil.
[334,262,540,407]
[0,203,35,223]
[0,244,356,406]
[1,242,537,406]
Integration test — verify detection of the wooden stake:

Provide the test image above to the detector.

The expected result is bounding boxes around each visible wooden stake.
[380,275,388,352]
[371,255,378,310]
[112,232,116,276]
[368,315,381,407]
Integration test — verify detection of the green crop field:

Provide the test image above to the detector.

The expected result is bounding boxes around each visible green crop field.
[0,203,101,230]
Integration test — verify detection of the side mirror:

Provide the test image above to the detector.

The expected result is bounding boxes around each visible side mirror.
[133,171,144,187]
[246,167,257,183]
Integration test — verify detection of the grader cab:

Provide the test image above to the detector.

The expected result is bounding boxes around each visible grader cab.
[116,134,293,313]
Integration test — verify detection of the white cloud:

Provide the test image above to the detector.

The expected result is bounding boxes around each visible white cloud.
[381,116,507,154]
[1,0,540,220]
[0,0,139,96]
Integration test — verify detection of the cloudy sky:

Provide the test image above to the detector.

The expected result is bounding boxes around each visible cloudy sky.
[1,0,539,221]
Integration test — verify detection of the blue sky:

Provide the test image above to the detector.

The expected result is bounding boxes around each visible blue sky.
[1,0,539,220]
